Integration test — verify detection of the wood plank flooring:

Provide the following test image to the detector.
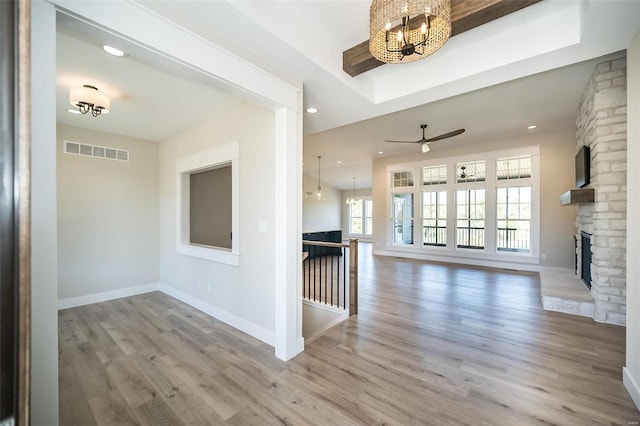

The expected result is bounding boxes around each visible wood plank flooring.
[59,243,640,425]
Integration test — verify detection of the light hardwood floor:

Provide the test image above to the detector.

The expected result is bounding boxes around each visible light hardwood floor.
[59,243,640,425]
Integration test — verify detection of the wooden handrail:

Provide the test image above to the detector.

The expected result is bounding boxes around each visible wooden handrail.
[302,240,349,248]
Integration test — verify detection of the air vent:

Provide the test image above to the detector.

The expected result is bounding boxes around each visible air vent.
[93,146,105,158]
[64,140,129,163]
[105,148,117,159]
[65,142,80,154]
[79,144,92,156]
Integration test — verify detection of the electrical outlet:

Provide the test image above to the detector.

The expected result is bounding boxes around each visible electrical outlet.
[541,254,546,260]
[207,282,211,292]
[197,280,201,289]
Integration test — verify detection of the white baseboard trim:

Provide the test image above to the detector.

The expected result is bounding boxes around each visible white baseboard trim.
[302,298,348,315]
[58,282,276,348]
[623,367,640,410]
[296,337,305,354]
[538,266,575,274]
[372,249,572,274]
[158,283,275,347]
[58,283,160,310]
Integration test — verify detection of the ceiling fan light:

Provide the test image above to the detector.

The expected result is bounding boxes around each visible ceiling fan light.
[421,142,430,153]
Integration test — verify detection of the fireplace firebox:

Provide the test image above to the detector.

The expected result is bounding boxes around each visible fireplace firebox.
[581,231,592,289]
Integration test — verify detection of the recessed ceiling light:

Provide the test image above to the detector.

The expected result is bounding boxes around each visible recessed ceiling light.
[103,45,126,57]
[378,151,384,155]
[337,161,342,164]
[528,125,537,130]
[66,108,81,115]
[306,107,318,114]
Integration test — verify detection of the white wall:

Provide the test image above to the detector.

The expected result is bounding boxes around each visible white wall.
[56,124,159,301]
[31,1,58,423]
[372,129,576,270]
[625,29,640,409]
[159,101,277,340]
[302,173,342,233]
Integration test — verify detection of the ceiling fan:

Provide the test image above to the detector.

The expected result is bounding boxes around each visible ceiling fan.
[459,165,474,179]
[385,124,465,153]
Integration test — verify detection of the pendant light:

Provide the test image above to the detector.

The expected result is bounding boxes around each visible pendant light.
[316,156,323,200]
[346,177,356,204]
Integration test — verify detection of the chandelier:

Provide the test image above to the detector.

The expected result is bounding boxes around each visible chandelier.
[369,0,451,64]
[346,177,357,205]
[69,85,110,117]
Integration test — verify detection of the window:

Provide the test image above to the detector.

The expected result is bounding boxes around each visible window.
[497,186,531,252]
[422,165,447,185]
[422,191,447,246]
[385,146,539,265]
[365,200,373,236]
[190,165,232,249]
[456,161,486,183]
[392,193,414,245]
[176,141,239,265]
[348,198,373,236]
[456,189,485,249]
[392,171,414,187]
[349,199,363,234]
[497,155,532,180]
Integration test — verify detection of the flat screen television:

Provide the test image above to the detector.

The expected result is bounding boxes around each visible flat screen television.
[575,145,590,188]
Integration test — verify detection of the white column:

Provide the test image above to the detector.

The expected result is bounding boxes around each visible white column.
[624,29,640,411]
[31,1,59,423]
[274,107,304,360]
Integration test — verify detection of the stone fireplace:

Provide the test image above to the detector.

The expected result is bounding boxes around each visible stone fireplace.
[575,55,628,325]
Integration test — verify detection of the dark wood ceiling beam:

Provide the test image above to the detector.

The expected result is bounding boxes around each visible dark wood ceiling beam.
[343,0,542,77]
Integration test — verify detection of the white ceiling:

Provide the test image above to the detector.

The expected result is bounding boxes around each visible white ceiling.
[56,1,640,189]
[56,19,240,142]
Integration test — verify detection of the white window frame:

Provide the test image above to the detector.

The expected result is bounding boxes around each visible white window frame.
[176,141,240,266]
[496,185,532,253]
[347,197,373,237]
[421,190,448,247]
[365,199,373,236]
[385,146,540,266]
[390,192,415,246]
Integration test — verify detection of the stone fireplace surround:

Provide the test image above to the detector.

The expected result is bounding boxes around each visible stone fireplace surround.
[542,55,627,326]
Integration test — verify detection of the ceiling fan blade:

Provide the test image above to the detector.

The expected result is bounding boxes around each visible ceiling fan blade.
[384,139,423,144]
[425,128,465,142]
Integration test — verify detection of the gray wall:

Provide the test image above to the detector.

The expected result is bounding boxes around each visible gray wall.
[159,101,277,334]
[56,124,159,300]
[372,129,577,270]
[190,165,232,249]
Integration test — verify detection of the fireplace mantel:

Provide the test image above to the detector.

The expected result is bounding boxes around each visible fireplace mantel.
[560,188,595,205]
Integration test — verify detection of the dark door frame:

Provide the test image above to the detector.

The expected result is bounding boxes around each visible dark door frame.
[1,1,31,424]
